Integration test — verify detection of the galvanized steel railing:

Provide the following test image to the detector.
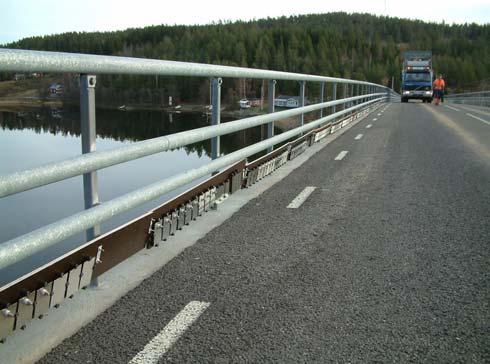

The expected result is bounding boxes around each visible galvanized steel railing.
[0,48,398,271]
[445,91,490,107]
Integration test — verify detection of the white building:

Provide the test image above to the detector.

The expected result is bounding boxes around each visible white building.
[274,95,305,108]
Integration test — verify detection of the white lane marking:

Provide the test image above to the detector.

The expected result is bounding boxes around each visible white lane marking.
[129,301,210,364]
[466,113,490,126]
[366,124,372,128]
[334,150,349,160]
[377,113,381,116]
[445,105,460,112]
[354,134,363,140]
[287,186,317,208]
[373,118,378,121]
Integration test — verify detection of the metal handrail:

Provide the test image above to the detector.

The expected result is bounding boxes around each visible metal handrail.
[445,91,490,107]
[0,48,398,272]
[445,91,490,97]
[0,92,385,198]
[0,97,385,270]
[1,48,379,85]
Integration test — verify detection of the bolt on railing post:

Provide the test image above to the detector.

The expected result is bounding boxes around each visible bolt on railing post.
[80,74,100,243]
[299,81,306,128]
[267,79,276,153]
[319,81,325,118]
[332,82,337,122]
[211,77,222,160]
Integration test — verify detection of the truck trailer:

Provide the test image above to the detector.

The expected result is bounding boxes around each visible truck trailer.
[401,51,433,103]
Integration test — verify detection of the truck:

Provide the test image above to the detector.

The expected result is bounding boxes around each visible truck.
[401,51,433,103]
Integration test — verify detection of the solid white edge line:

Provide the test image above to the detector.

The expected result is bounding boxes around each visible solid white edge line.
[466,113,490,126]
[287,186,317,209]
[366,124,372,128]
[129,301,210,364]
[354,134,363,140]
[445,105,460,112]
[334,150,349,160]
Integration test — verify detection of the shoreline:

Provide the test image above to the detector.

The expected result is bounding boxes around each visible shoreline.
[0,97,309,131]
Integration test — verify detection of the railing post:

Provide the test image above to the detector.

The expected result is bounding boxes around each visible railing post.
[211,77,222,160]
[80,74,100,243]
[319,82,325,118]
[349,83,354,112]
[267,79,276,153]
[343,83,348,111]
[299,81,306,127]
[332,82,337,122]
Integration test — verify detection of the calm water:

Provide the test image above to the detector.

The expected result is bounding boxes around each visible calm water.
[0,106,266,284]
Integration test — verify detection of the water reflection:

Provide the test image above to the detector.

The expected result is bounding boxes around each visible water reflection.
[0,107,266,158]
[0,106,270,285]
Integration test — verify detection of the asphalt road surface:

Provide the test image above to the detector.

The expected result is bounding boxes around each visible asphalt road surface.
[39,101,490,363]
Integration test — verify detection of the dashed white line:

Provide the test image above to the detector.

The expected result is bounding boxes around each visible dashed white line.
[366,124,372,128]
[129,301,210,364]
[445,105,461,112]
[373,118,378,121]
[334,150,349,160]
[466,113,490,126]
[287,186,317,208]
[354,134,363,140]
[377,113,381,116]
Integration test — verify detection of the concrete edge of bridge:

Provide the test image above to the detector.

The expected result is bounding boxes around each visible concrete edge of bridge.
[1,103,385,364]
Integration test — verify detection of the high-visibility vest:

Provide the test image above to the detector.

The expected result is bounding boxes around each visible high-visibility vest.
[433,79,445,90]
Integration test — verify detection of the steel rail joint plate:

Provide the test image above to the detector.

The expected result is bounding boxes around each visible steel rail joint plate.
[79,258,96,289]
[50,273,68,308]
[65,264,83,298]
[0,302,17,342]
[35,282,53,319]
[15,291,35,330]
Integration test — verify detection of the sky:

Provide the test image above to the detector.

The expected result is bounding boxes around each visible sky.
[1,0,489,45]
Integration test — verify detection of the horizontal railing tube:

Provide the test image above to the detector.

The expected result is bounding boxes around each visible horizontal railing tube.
[0,97,385,270]
[0,93,385,198]
[445,91,490,97]
[1,48,382,86]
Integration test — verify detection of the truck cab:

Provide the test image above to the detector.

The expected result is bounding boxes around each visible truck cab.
[401,51,434,103]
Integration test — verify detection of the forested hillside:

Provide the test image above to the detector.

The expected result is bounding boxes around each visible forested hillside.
[2,13,489,103]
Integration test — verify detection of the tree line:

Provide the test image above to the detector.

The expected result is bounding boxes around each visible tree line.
[2,13,489,102]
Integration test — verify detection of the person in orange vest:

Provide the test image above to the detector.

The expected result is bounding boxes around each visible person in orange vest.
[433,74,445,105]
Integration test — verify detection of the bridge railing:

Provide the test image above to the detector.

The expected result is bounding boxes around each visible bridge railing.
[0,48,395,268]
[0,48,397,340]
[445,90,490,107]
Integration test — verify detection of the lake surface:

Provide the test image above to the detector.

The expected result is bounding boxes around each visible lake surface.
[0,106,268,284]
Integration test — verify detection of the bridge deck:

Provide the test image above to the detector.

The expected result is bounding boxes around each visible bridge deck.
[39,102,489,363]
